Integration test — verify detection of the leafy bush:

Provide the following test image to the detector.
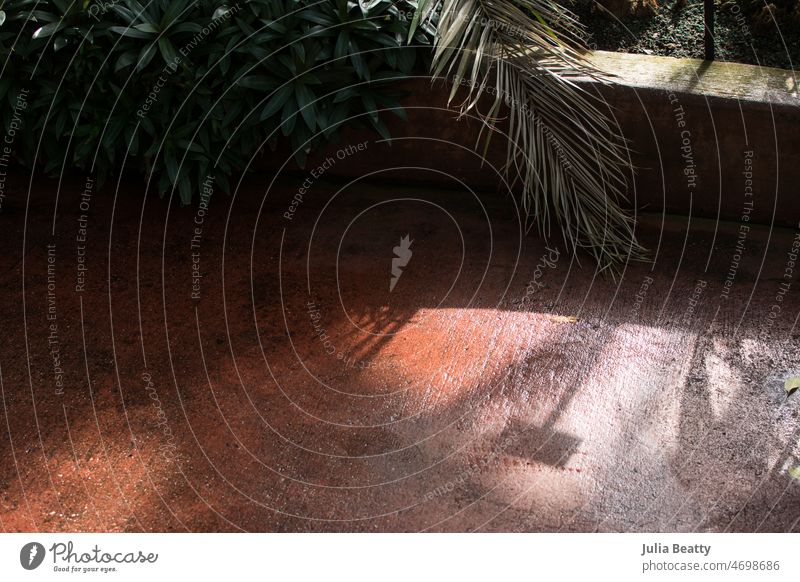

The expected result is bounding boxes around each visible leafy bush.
[0,0,432,203]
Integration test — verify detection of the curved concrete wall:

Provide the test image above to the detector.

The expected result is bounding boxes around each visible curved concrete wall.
[263,51,800,228]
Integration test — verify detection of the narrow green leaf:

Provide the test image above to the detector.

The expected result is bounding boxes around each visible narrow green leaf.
[259,85,293,121]
[32,22,63,39]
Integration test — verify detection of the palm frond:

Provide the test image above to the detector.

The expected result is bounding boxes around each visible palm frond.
[415,0,646,269]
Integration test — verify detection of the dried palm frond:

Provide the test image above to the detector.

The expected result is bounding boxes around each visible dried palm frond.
[410,0,646,269]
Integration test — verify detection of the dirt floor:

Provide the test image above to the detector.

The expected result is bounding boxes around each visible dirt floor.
[0,173,799,532]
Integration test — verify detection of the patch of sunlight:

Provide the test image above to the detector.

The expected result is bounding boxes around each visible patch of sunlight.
[364,308,579,407]
[702,350,738,420]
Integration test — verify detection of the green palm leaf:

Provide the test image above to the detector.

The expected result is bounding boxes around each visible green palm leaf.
[416,0,646,269]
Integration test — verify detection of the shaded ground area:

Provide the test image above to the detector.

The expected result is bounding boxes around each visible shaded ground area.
[0,173,799,532]
[572,0,800,70]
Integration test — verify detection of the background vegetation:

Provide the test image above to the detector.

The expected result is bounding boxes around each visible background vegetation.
[0,0,432,203]
[569,0,800,69]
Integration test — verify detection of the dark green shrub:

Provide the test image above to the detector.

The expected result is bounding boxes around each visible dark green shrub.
[0,0,432,203]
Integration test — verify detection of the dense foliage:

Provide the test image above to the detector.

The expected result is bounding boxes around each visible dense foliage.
[0,0,432,203]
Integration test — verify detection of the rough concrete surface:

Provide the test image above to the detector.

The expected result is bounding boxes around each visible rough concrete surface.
[0,175,798,532]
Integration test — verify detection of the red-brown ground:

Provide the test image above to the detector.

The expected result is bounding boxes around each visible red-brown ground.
[0,173,798,532]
